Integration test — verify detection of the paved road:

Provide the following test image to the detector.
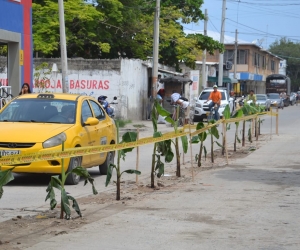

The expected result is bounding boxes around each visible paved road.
[0,105,292,222]
[24,103,300,250]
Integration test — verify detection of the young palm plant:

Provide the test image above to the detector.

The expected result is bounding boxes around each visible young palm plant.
[45,143,98,220]
[149,100,175,187]
[191,122,208,167]
[105,123,141,200]
[154,101,188,178]
[233,109,243,151]
[207,120,220,163]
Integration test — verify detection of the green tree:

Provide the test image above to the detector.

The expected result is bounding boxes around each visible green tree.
[269,38,300,90]
[32,0,223,70]
[32,0,110,57]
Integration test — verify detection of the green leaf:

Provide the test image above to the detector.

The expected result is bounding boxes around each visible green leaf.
[119,131,138,159]
[155,160,164,178]
[234,109,244,125]
[121,169,141,175]
[223,104,231,119]
[156,101,172,117]
[165,116,175,125]
[153,131,163,138]
[203,146,207,160]
[0,167,15,199]
[121,131,137,143]
[236,136,241,143]
[67,195,82,217]
[181,135,188,154]
[191,135,200,144]
[211,125,219,139]
[215,141,224,148]
[61,189,71,220]
[196,122,207,142]
[165,150,174,163]
[105,163,115,187]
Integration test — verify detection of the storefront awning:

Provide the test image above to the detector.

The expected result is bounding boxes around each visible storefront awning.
[208,76,231,83]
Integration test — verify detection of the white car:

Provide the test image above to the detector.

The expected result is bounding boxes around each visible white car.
[193,87,234,122]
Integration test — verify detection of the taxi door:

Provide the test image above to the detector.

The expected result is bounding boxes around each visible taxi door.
[88,100,111,165]
[79,100,98,167]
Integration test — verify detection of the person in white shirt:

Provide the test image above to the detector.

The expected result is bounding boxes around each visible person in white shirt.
[170,91,190,124]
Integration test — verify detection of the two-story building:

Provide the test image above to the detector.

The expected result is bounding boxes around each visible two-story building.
[204,43,282,96]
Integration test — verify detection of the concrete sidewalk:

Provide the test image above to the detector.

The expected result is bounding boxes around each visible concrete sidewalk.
[25,119,300,249]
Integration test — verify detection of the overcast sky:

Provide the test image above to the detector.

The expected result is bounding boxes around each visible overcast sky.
[182,0,300,51]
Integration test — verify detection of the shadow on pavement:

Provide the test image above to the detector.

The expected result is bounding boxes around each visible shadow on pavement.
[215,165,300,187]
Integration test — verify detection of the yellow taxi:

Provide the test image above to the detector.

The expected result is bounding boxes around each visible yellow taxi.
[0,93,117,185]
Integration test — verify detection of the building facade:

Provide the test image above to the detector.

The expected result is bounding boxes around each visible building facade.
[205,43,282,95]
[0,0,33,96]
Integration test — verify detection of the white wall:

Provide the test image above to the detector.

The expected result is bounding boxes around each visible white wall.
[1,59,149,120]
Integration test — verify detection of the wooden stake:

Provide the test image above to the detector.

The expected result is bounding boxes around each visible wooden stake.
[255,117,258,141]
[136,128,139,183]
[189,124,194,182]
[223,122,229,165]
[276,107,279,136]
[270,108,272,140]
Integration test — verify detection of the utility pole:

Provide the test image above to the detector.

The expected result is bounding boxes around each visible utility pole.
[58,0,69,93]
[201,9,208,92]
[152,0,160,103]
[218,0,226,87]
[234,29,238,79]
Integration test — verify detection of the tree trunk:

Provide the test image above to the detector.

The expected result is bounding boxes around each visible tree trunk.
[151,144,156,188]
[116,175,120,200]
[175,138,180,177]
[233,125,239,152]
[222,135,225,155]
[197,142,203,167]
[60,197,64,219]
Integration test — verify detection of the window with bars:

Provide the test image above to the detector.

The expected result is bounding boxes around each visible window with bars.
[224,49,248,64]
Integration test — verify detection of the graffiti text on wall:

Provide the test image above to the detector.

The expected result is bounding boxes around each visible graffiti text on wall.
[34,79,110,90]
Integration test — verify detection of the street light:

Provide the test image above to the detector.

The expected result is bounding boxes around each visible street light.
[52,63,58,93]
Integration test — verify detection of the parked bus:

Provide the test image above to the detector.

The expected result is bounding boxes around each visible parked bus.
[266,74,291,95]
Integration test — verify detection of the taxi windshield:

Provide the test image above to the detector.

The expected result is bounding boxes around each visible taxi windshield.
[0,99,76,124]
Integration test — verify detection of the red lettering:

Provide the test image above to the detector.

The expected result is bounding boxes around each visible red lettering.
[70,80,74,89]
[92,80,97,89]
[98,80,103,89]
[57,80,62,89]
[104,80,109,90]
[81,80,86,89]
[87,81,92,89]
[75,80,80,89]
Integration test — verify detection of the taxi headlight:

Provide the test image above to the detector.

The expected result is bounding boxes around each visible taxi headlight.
[43,132,67,148]
[196,103,202,108]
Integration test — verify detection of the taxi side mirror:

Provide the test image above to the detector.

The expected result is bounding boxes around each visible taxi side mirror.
[84,117,99,126]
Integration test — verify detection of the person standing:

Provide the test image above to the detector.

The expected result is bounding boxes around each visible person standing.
[19,83,32,95]
[246,90,257,104]
[205,85,221,121]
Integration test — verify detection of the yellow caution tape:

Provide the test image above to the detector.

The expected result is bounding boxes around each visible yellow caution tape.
[0,111,275,166]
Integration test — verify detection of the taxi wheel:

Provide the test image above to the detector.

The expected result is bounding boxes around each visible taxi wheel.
[99,151,114,175]
[65,156,82,185]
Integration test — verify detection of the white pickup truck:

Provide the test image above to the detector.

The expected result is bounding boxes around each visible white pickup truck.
[193,87,234,122]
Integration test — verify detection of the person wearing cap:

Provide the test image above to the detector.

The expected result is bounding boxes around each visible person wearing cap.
[205,85,222,121]
[170,91,190,124]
